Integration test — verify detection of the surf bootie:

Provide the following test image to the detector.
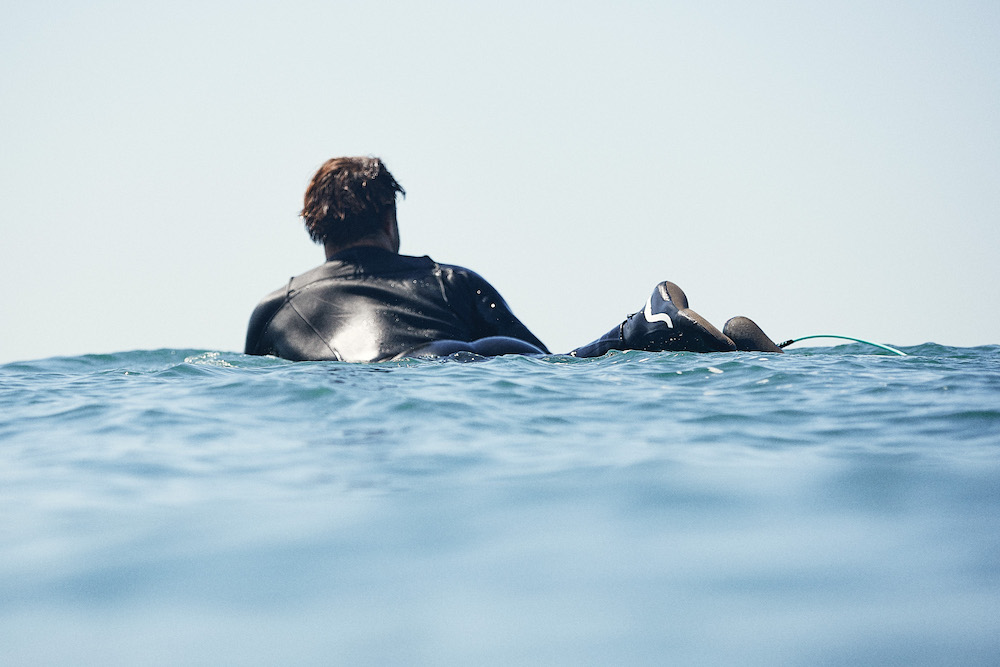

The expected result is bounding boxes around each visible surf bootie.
[622,281,736,353]
[722,316,783,352]
[570,281,737,357]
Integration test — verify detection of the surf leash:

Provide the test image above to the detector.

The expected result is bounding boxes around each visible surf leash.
[778,335,907,356]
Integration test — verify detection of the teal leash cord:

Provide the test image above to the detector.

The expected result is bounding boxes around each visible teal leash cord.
[778,335,907,356]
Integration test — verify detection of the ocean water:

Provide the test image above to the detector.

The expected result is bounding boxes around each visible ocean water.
[1,344,999,665]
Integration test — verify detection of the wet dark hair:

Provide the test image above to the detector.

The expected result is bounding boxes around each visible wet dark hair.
[300,157,405,247]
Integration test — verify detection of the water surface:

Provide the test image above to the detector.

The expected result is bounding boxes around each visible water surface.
[2,344,998,665]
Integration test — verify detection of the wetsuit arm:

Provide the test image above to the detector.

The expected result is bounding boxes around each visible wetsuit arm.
[244,292,284,356]
[459,271,550,353]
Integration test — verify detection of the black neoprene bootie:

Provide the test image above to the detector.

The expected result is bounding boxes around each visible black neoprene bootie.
[722,316,784,352]
[620,281,736,353]
[570,281,738,357]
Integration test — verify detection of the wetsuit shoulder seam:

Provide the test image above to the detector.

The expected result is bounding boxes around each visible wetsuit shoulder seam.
[429,259,452,307]
[286,296,343,361]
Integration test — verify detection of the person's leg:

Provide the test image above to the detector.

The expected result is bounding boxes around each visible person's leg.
[572,281,733,357]
[626,281,737,352]
[571,281,780,357]
[722,316,783,352]
[565,325,626,358]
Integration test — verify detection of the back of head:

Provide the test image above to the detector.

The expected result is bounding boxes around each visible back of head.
[301,157,405,248]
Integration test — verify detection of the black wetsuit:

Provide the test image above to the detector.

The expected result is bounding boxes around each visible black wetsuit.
[244,247,548,362]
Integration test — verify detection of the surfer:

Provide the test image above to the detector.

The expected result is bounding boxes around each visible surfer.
[244,157,781,362]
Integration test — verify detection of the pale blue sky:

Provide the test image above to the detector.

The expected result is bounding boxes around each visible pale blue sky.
[2,1,997,362]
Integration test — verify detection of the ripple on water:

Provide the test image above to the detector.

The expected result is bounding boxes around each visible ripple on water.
[1,345,1000,663]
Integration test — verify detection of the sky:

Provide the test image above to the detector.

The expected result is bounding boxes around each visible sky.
[2,0,998,363]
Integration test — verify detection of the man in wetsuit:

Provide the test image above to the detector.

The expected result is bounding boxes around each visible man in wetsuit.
[244,156,781,362]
